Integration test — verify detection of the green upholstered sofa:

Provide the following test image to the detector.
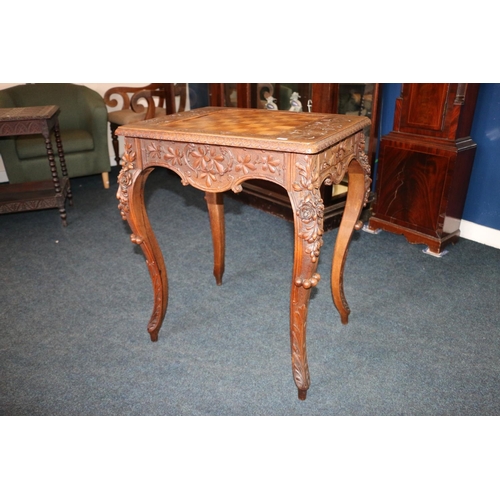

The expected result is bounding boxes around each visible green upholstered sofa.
[0,83,111,188]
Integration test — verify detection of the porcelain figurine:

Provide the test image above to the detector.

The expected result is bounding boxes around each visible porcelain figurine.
[289,92,302,112]
[265,96,278,110]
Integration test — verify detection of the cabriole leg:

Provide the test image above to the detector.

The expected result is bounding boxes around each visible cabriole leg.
[331,159,366,324]
[288,178,324,400]
[117,149,168,342]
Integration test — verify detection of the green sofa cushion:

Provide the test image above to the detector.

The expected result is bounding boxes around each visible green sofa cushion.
[15,129,95,160]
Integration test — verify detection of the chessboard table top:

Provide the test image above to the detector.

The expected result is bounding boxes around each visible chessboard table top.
[116,106,370,154]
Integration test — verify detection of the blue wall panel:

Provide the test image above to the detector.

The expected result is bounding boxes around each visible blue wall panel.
[463,83,500,230]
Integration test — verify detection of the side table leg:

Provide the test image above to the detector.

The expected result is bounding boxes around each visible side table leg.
[331,159,366,324]
[44,134,67,227]
[289,189,323,400]
[118,165,168,341]
[205,192,225,285]
[54,123,73,206]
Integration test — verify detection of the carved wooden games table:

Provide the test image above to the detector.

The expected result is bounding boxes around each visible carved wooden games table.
[0,105,72,225]
[116,107,371,400]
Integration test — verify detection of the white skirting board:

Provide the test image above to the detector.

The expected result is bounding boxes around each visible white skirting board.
[460,220,500,249]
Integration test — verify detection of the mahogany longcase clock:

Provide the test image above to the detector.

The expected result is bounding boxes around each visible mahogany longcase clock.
[367,83,480,255]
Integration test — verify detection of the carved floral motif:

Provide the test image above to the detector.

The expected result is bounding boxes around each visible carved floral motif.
[234,154,256,174]
[187,145,230,187]
[142,141,284,190]
[261,155,281,174]
[292,155,324,264]
[355,133,372,205]
[161,146,181,166]
[147,142,164,161]
[116,142,136,220]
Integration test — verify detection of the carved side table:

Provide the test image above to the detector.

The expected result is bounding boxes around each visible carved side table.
[116,107,371,400]
[0,105,72,225]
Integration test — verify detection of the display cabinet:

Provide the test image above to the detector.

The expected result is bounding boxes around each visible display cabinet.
[367,83,480,255]
[207,83,381,230]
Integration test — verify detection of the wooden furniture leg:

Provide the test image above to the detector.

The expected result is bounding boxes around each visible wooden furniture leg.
[54,123,73,206]
[205,192,225,285]
[288,188,322,400]
[118,163,168,341]
[331,159,366,324]
[43,131,67,226]
[290,256,320,400]
[102,172,110,189]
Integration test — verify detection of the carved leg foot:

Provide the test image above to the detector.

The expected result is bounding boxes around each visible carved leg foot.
[331,159,366,325]
[205,191,225,286]
[291,269,320,399]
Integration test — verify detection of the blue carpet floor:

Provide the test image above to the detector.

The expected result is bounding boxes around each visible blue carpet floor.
[1,168,499,415]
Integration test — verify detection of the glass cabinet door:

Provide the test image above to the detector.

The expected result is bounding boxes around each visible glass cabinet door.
[253,84,312,111]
